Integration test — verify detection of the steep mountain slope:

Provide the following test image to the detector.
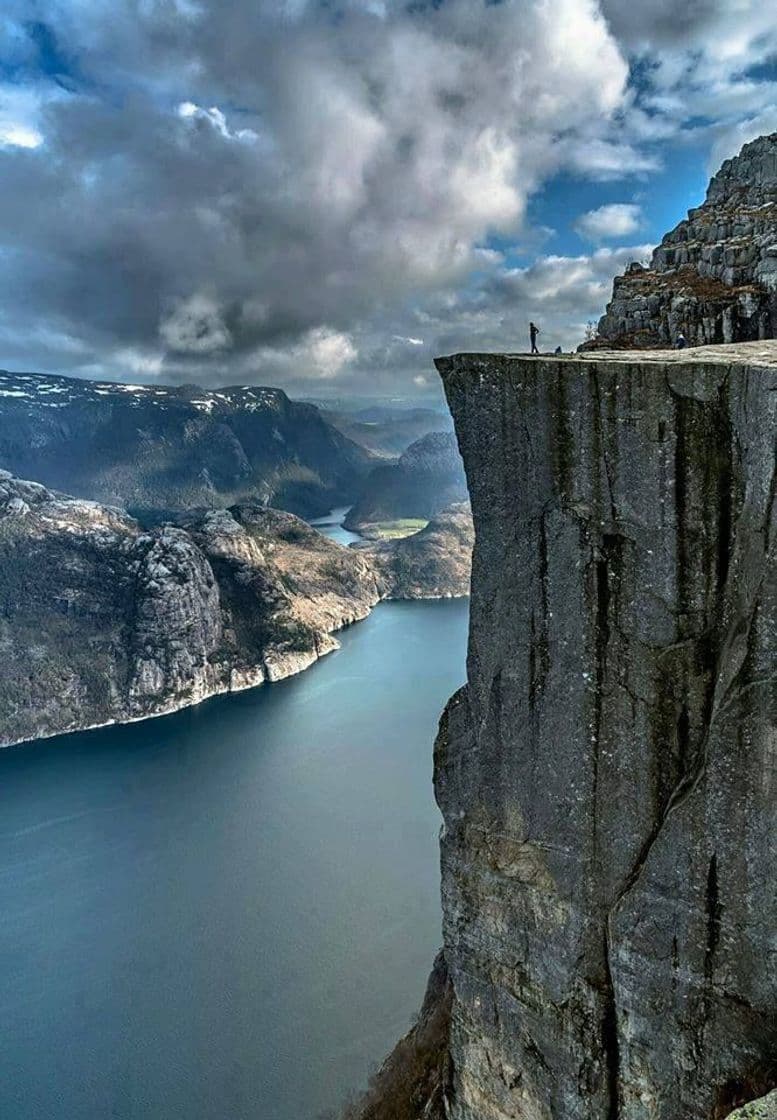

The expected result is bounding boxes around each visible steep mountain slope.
[0,369,371,517]
[588,133,777,349]
[344,431,467,533]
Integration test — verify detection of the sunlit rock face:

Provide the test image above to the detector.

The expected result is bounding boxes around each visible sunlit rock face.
[429,343,776,1120]
[588,134,777,350]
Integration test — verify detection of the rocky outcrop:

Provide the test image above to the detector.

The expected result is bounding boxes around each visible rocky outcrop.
[0,472,381,747]
[0,472,473,748]
[356,341,776,1119]
[363,503,473,599]
[0,369,372,518]
[345,431,467,534]
[587,134,777,350]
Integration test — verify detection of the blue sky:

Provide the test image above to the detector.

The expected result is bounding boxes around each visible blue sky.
[0,1,776,396]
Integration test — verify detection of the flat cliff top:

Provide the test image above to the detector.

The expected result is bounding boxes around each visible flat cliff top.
[436,339,777,372]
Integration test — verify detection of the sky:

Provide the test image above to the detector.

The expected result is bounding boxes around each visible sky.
[1,1,776,399]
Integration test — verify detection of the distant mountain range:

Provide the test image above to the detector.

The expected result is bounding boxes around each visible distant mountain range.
[0,369,372,518]
[315,402,454,457]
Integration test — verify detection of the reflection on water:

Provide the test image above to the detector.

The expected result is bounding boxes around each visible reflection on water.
[0,598,468,1120]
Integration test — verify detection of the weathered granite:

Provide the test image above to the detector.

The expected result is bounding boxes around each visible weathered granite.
[588,134,777,350]
[357,340,776,1120]
[0,473,473,747]
[431,341,777,1119]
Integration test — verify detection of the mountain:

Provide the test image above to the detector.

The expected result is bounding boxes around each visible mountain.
[317,402,454,457]
[587,133,777,349]
[355,341,777,1119]
[358,503,473,599]
[0,369,372,518]
[0,472,471,748]
[344,431,467,535]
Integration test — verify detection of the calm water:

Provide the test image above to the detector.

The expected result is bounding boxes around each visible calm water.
[0,598,468,1120]
[309,506,362,547]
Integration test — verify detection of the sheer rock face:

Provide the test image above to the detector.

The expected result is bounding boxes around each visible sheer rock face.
[589,134,777,350]
[431,343,777,1120]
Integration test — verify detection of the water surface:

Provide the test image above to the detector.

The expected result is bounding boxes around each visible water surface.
[0,599,468,1120]
[309,505,362,547]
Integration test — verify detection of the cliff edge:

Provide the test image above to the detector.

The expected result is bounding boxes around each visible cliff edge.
[354,340,776,1119]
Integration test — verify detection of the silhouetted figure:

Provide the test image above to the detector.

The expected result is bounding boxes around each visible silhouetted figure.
[529,322,540,354]
[554,345,562,355]
[675,332,687,349]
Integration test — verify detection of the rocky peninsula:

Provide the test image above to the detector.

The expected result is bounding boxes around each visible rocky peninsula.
[0,473,470,749]
[355,341,777,1119]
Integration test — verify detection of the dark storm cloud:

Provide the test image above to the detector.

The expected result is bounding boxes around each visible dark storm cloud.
[0,1,775,391]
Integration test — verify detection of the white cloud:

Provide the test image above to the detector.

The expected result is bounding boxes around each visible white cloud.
[159,293,233,353]
[0,123,42,149]
[574,203,643,241]
[176,101,258,143]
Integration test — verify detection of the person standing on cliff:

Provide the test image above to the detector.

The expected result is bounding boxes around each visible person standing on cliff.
[675,332,687,349]
[529,322,540,354]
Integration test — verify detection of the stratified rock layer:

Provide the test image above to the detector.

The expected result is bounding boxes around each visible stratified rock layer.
[589,134,777,349]
[429,342,777,1119]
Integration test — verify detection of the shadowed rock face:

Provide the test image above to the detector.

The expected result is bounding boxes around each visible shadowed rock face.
[412,342,775,1120]
[588,134,777,350]
[345,431,468,533]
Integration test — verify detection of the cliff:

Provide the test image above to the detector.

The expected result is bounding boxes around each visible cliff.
[344,431,468,535]
[0,369,371,518]
[0,474,471,748]
[588,134,777,350]
[356,341,776,1119]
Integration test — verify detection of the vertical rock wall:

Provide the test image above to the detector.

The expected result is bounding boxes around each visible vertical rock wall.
[432,343,777,1120]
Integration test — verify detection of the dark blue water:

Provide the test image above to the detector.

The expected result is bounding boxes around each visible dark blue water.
[0,598,468,1120]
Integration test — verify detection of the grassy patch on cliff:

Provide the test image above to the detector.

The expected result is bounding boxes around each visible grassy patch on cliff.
[361,518,428,540]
